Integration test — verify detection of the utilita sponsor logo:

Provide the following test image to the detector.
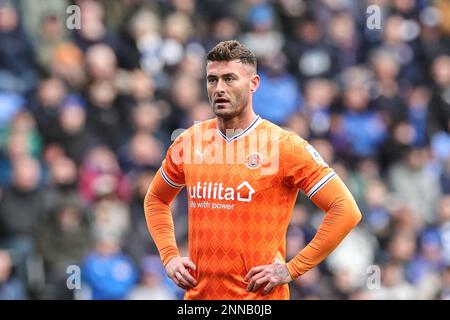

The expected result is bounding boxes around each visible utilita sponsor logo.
[188,181,255,202]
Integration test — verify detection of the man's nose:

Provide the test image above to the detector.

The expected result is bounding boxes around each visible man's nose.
[215,79,226,93]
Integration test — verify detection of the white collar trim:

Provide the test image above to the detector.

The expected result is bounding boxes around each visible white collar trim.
[217,116,262,142]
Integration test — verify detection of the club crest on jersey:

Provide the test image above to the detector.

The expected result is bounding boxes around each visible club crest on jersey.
[245,153,261,169]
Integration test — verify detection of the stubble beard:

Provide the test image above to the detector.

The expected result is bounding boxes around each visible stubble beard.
[212,92,249,121]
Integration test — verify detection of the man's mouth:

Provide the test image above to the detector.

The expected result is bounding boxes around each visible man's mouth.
[214,98,229,104]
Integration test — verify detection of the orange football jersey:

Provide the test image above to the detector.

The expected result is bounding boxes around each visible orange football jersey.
[160,116,335,299]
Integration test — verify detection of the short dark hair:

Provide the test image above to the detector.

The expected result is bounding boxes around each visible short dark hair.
[206,40,257,70]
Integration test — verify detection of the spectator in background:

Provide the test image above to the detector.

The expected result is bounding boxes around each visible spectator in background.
[36,200,92,299]
[72,0,118,53]
[118,132,164,175]
[0,110,42,159]
[205,14,240,52]
[347,158,382,206]
[284,14,335,82]
[0,110,42,184]
[325,226,378,294]
[0,92,24,130]
[0,1,38,93]
[388,146,441,225]
[78,145,130,204]
[252,51,301,125]
[86,80,125,151]
[388,199,424,236]
[417,5,450,63]
[123,170,159,263]
[437,196,450,264]
[81,232,137,300]
[0,130,29,186]
[340,81,387,159]
[379,121,417,170]
[19,0,69,42]
[328,12,362,74]
[241,2,283,60]
[85,44,117,82]
[30,77,66,146]
[87,152,131,247]
[50,42,85,91]
[92,196,129,252]
[126,69,157,105]
[367,262,418,299]
[128,102,171,145]
[166,73,203,131]
[119,70,160,131]
[34,13,68,73]
[330,267,362,299]
[177,46,207,82]
[302,78,336,138]
[362,179,391,245]
[285,113,311,141]
[0,157,49,286]
[0,249,26,299]
[58,95,97,165]
[407,230,444,299]
[289,267,323,300]
[428,55,450,135]
[381,15,422,84]
[128,255,177,300]
[162,11,197,70]
[386,230,417,267]
[128,9,166,87]
[441,158,450,194]
[184,101,215,127]
[370,49,408,127]
[407,85,430,147]
[45,156,81,205]
[439,264,450,299]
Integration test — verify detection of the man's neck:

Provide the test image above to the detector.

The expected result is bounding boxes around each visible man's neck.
[217,109,257,137]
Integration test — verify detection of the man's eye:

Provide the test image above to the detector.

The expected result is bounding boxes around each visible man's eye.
[208,78,217,84]
[225,77,234,82]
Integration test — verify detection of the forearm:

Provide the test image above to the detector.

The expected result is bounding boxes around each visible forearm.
[144,169,182,266]
[286,176,362,279]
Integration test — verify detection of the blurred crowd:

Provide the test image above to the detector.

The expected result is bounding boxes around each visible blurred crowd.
[0,0,450,300]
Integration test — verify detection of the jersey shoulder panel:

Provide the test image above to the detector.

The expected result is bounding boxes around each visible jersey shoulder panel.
[278,128,335,197]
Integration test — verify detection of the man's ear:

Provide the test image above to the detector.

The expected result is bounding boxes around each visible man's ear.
[250,74,260,93]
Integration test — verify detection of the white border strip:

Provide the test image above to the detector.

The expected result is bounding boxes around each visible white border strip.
[306,172,336,198]
[160,167,185,188]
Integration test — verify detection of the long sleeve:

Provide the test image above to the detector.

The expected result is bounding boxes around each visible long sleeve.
[144,169,183,266]
[286,175,362,279]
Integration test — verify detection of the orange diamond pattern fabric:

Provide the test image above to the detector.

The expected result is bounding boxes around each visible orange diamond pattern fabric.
[159,117,334,300]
